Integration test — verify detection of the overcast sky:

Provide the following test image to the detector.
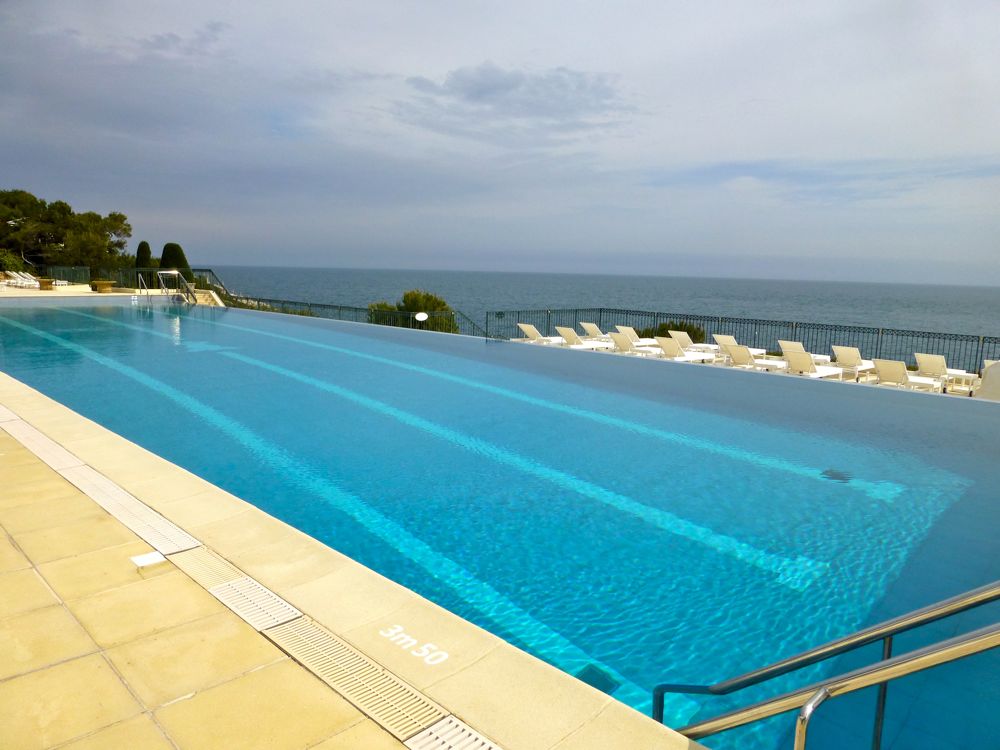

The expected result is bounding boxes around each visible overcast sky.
[2,1,998,283]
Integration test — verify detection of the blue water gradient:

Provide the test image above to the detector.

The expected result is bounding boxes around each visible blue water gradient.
[0,299,996,749]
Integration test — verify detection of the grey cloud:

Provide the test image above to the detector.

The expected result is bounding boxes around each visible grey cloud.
[400,62,630,146]
[135,20,230,58]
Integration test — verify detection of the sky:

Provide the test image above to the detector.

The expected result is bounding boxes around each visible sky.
[1,0,999,284]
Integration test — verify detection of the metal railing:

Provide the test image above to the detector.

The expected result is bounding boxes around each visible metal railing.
[680,623,1000,748]
[485,308,1000,374]
[190,268,230,295]
[653,580,1000,747]
[223,294,490,337]
[40,266,91,284]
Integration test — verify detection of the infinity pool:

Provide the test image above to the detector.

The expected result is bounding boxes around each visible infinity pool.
[1,298,997,749]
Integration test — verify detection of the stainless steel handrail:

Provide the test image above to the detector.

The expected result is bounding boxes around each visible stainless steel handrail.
[676,621,1000,742]
[653,579,1000,721]
[156,270,197,304]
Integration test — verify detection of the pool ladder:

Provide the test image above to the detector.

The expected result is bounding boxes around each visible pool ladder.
[652,579,1000,748]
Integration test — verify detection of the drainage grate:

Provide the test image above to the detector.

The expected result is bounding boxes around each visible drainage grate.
[169,546,244,588]
[59,465,200,554]
[405,716,504,750]
[265,617,446,740]
[2,419,84,470]
[208,576,302,630]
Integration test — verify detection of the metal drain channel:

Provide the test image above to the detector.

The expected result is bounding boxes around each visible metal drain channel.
[169,546,244,588]
[405,716,504,750]
[1,419,84,470]
[209,576,302,630]
[265,617,449,740]
[59,465,200,554]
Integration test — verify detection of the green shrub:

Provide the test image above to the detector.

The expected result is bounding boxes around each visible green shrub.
[636,320,706,342]
[367,289,459,333]
[160,242,193,282]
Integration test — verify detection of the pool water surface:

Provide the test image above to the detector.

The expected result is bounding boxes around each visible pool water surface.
[1,299,996,749]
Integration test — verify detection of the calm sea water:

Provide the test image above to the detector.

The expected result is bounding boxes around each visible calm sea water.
[214,266,1000,337]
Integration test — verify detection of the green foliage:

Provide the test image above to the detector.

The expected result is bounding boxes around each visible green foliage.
[636,320,706,343]
[160,242,193,281]
[367,289,459,333]
[135,241,152,268]
[0,189,132,274]
[0,247,24,272]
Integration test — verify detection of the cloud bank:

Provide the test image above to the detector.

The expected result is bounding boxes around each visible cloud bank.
[1,0,998,283]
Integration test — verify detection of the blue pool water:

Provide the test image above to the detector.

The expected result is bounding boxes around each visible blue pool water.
[1,298,997,749]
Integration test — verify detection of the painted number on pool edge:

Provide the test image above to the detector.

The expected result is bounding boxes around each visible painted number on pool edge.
[378,624,449,665]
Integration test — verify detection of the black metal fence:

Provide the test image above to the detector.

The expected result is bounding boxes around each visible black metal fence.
[485,308,1000,374]
[225,294,490,337]
[40,266,90,284]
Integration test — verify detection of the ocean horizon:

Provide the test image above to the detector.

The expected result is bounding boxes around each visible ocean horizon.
[211,265,1000,337]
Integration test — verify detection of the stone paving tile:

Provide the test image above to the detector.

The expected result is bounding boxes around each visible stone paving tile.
[344,598,499,691]
[425,644,611,750]
[13,514,138,564]
[309,719,407,749]
[156,660,365,750]
[0,491,106,534]
[67,570,225,649]
[57,714,175,750]
[0,654,141,749]
[106,610,287,709]
[552,700,700,750]
[0,568,59,619]
[37,540,172,601]
[0,476,81,510]
[0,604,97,681]
[0,532,30,573]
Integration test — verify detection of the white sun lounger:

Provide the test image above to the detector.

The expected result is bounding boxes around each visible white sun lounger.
[655,337,716,363]
[873,359,942,393]
[515,322,563,344]
[579,322,611,340]
[556,326,615,350]
[915,353,976,395]
[973,362,1000,401]
[784,350,844,380]
[615,325,658,347]
[609,332,660,356]
[724,344,787,372]
[712,334,764,357]
[831,346,876,382]
[778,340,831,364]
[669,330,720,355]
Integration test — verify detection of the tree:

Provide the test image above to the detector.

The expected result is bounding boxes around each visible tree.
[135,241,152,268]
[160,242,193,281]
[367,289,459,333]
[0,189,132,273]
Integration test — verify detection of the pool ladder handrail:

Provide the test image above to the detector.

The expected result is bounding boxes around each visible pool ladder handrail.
[677,621,1000,748]
[652,579,1000,746]
[156,270,197,304]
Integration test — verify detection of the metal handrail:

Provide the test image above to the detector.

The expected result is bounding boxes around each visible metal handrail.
[677,621,1000,742]
[156,270,197,304]
[653,579,1000,721]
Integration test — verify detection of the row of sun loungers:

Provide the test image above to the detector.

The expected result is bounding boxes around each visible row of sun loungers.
[0,271,69,288]
[514,322,1000,401]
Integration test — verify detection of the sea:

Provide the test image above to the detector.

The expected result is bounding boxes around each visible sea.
[213,266,1000,337]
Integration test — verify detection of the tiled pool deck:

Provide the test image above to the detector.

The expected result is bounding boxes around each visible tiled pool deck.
[0,367,699,749]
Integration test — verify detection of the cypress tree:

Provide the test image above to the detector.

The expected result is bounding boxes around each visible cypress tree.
[160,242,193,281]
[135,241,152,268]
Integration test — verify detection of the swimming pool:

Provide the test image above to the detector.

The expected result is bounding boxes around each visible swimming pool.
[1,298,997,749]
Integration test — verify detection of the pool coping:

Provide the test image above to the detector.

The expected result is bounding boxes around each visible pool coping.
[0,370,700,750]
